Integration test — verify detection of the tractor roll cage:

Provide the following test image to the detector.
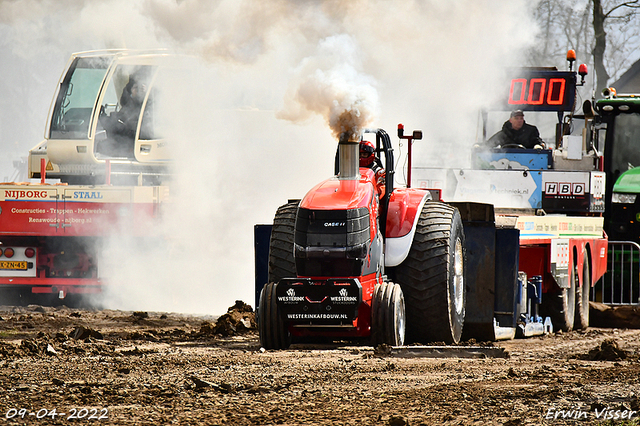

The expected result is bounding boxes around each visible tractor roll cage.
[364,128,394,238]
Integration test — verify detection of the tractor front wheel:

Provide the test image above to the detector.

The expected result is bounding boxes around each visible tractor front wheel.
[258,282,291,350]
[371,282,406,346]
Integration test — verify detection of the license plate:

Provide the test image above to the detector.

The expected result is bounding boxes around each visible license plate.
[0,261,28,270]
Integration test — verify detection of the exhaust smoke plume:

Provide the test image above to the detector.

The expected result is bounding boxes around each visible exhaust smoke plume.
[0,0,539,315]
[277,34,379,140]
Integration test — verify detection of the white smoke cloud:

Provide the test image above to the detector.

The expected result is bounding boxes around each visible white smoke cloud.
[277,34,379,139]
[0,0,539,314]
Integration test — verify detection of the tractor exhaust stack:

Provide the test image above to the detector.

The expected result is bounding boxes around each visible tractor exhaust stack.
[338,131,360,180]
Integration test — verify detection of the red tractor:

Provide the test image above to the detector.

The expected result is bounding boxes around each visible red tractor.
[258,127,466,348]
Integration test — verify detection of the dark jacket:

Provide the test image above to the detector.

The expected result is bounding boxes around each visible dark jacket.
[488,120,542,149]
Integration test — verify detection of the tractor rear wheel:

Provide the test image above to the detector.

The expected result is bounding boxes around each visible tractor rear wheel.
[371,282,406,346]
[258,282,291,350]
[574,250,591,330]
[395,202,466,344]
[268,201,299,283]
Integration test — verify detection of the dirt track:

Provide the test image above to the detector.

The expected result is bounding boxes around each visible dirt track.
[1,302,640,425]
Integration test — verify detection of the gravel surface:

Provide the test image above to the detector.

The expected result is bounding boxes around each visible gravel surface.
[1,302,640,425]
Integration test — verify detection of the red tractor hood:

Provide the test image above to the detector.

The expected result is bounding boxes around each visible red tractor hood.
[300,172,375,211]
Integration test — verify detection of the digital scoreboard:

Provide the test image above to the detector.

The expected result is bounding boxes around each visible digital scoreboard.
[504,71,576,112]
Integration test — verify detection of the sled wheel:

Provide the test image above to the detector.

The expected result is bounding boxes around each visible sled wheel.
[268,201,299,283]
[258,282,291,350]
[544,261,577,332]
[395,202,466,344]
[371,282,406,346]
[574,250,591,330]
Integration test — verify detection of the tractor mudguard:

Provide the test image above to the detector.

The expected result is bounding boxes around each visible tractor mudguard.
[385,189,431,267]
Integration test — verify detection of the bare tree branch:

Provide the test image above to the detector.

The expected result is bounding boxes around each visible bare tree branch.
[529,0,640,97]
[604,0,640,18]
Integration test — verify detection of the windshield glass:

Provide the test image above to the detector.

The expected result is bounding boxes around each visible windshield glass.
[95,64,157,158]
[49,56,111,140]
[611,113,640,176]
[483,111,572,149]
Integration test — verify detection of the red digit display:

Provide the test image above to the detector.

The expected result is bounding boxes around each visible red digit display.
[547,78,565,105]
[509,78,527,104]
[508,76,568,107]
[528,78,546,105]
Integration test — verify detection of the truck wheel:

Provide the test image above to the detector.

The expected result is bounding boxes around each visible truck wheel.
[545,268,576,332]
[395,202,466,344]
[268,201,299,283]
[574,250,591,330]
[258,282,291,349]
[371,282,406,346]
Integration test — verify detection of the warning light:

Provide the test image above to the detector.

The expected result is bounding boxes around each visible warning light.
[578,64,588,85]
[578,64,588,76]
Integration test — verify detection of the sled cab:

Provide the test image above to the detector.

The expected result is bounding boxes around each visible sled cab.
[29,50,173,185]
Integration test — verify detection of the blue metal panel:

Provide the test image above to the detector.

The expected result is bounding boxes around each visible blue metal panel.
[254,224,272,309]
[475,149,552,170]
[452,202,497,341]
[462,224,496,340]
[494,228,520,328]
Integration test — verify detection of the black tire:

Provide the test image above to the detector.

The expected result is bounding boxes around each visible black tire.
[268,201,299,283]
[394,202,466,344]
[258,282,291,349]
[371,282,406,346]
[544,263,576,332]
[574,250,591,330]
[0,289,28,306]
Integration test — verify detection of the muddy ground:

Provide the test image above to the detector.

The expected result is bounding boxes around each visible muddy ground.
[1,301,640,426]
